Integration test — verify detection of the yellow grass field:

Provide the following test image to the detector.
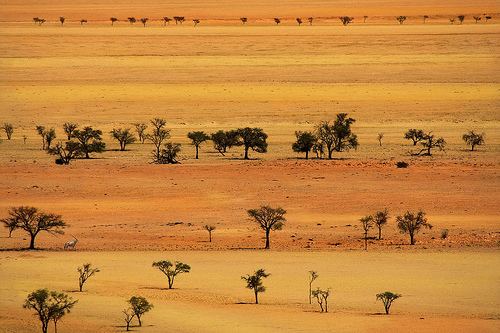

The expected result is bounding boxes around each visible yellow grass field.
[0,0,499,332]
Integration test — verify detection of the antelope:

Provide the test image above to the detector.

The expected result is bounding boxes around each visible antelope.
[64,235,78,250]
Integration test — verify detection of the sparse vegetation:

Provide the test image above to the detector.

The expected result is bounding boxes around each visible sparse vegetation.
[1,206,66,249]
[363,16,368,23]
[397,210,432,245]
[441,229,449,239]
[377,133,384,146]
[241,268,269,304]
[373,209,389,240]
[163,17,172,25]
[396,161,408,168]
[3,123,13,140]
[311,287,330,312]
[296,18,302,26]
[174,16,185,25]
[44,128,56,149]
[36,125,46,149]
[123,308,135,331]
[247,205,286,249]
[462,130,485,151]
[152,260,191,289]
[127,296,153,327]
[308,17,314,25]
[127,17,136,25]
[24,289,77,333]
[60,17,65,25]
[78,263,100,292]
[274,18,281,25]
[396,16,406,25]
[423,15,429,23]
[110,128,136,151]
[240,17,248,24]
[187,131,210,159]
[376,291,401,314]
[411,132,446,156]
[159,142,181,164]
[80,19,87,25]
[193,19,200,27]
[134,123,148,143]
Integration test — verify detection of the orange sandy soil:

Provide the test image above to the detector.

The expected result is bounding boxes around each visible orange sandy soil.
[0,0,499,332]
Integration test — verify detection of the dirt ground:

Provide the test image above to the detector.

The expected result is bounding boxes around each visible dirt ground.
[0,0,499,332]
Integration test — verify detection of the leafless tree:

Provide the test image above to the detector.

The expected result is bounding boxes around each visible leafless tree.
[397,210,432,245]
[308,270,318,304]
[78,263,100,292]
[134,123,148,143]
[311,288,330,312]
[204,225,215,242]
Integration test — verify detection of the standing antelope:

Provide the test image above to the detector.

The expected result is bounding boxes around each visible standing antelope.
[64,235,78,250]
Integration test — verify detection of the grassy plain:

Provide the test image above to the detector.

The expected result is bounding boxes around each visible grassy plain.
[0,0,499,332]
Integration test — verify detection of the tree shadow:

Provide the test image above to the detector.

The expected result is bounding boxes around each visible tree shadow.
[140,286,171,291]
[0,247,48,252]
[368,312,387,316]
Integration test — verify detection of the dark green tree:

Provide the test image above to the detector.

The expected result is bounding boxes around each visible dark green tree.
[63,123,78,140]
[396,16,406,24]
[48,141,81,165]
[292,131,317,159]
[376,291,401,314]
[128,296,153,327]
[404,129,425,146]
[187,131,210,159]
[23,289,77,333]
[211,130,239,156]
[236,127,268,160]
[110,128,136,151]
[72,126,106,158]
[396,210,432,245]
[1,206,66,249]
[241,269,270,304]
[158,142,181,164]
[411,132,445,156]
[247,205,286,249]
[339,16,353,25]
[44,128,56,149]
[462,130,485,151]
[139,18,148,27]
[315,113,358,159]
[110,17,118,25]
[152,260,191,289]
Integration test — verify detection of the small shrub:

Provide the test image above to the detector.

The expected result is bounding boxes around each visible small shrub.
[396,161,408,168]
[441,229,449,239]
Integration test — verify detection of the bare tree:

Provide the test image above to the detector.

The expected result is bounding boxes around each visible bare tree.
[397,210,432,245]
[60,17,65,25]
[373,209,389,240]
[63,122,78,140]
[3,123,13,140]
[128,17,136,25]
[241,269,270,304]
[240,17,248,24]
[139,18,148,27]
[458,15,465,24]
[24,289,77,333]
[274,18,281,25]
[462,130,485,151]
[339,16,353,25]
[360,215,373,250]
[78,263,100,292]
[404,128,425,146]
[377,133,384,146]
[133,123,148,143]
[308,270,319,304]
[123,308,135,331]
[376,291,401,314]
[247,205,286,249]
[110,128,136,151]
[311,287,330,312]
[296,18,302,26]
[1,206,66,249]
[152,260,191,289]
[128,296,153,327]
[110,17,118,26]
[204,225,215,242]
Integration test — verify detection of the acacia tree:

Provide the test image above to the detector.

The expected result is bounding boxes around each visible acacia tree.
[59,17,65,25]
[63,123,78,140]
[274,18,281,25]
[3,123,13,140]
[174,16,185,24]
[80,19,87,25]
[128,296,153,327]
[110,17,118,25]
[204,225,215,242]
[308,270,319,304]
[377,133,384,146]
[396,210,432,245]
[241,269,270,304]
[147,118,170,163]
[152,260,191,289]
[128,17,136,24]
[376,291,401,314]
[211,130,239,156]
[36,125,46,149]
[423,15,429,23]
[110,128,136,151]
[236,127,268,159]
[187,131,210,159]
[72,126,106,158]
[247,205,286,249]
[123,308,135,331]
[311,287,330,312]
[462,131,485,151]
[396,16,406,25]
[458,15,465,24]
[360,215,373,250]
[1,206,66,249]
[292,131,317,159]
[308,17,314,25]
[411,132,445,156]
[133,123,148,143]
[163,17,172,25]
[404,129,425,146]
[315,113,358,159]
[339,16,353,25]
[24,289,77,333]
[473,16,481,23]
[48,141,81,164]
[373,209,389,240]
[158,142,181,164]
[139,18,148,27]
[240,17,248,24]
[44,128,56,149]
[193,19,200,27]
[296,18,302,26]
[78,263,100,292]
[363,16,368,23]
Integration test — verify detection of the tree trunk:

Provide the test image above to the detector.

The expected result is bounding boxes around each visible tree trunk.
[471,144,475,151]
[137,315,142,327]
[378,227,382,240]
[208,231,212,242]
[409,232,415,245]
[254,289,258,304]
[364,232,368,250]
[305,151,309,159]
[324,299,328,313]
[265,229,270,249]
[309,283,312,304]
[244,146,249,159]
[29,233,37,249]
[195,146,199,159]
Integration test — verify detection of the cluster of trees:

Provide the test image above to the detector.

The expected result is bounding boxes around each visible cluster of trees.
[29,14,494,27]
[404,129,485,155]
[360,209,433,249]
